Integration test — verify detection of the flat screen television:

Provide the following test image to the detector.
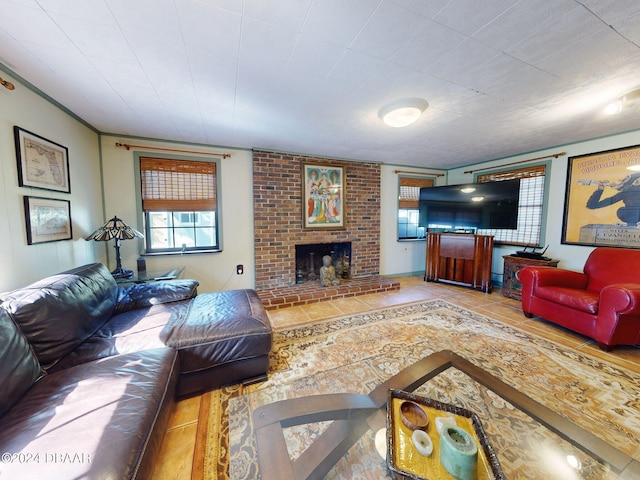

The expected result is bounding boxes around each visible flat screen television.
[419,179,521,231]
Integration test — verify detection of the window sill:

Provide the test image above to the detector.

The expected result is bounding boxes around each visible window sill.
[142,249,222,256]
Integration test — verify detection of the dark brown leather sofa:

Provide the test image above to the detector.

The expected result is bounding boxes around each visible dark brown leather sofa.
[0,263,272,479]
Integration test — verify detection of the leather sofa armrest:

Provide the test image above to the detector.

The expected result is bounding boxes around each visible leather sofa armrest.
[595,283,640,343]
[114,279,199,315]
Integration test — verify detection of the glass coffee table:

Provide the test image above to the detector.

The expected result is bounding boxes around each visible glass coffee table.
[250,351,639,479]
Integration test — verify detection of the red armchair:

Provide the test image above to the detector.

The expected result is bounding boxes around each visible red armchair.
[519,247,640,350]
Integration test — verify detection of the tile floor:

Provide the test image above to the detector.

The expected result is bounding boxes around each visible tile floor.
[151,276,640,479]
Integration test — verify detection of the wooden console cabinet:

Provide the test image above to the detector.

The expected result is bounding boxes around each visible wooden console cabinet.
[502,255,559,300]
[424,233,494,293]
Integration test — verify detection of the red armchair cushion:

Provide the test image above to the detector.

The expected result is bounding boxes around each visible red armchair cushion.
[535,286,599,314]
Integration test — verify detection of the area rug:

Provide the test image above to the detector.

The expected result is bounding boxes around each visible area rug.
[204,300,640,479]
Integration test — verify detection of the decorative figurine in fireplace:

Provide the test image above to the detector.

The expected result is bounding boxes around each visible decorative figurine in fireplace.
[320,255,341,287]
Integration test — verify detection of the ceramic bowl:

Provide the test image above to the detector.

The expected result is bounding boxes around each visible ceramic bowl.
[399,401,429,430]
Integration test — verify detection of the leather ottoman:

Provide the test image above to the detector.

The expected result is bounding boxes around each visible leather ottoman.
[161,289,273,396]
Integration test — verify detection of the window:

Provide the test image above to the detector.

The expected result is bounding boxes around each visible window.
[398,176,434,239]
[139,156,220,253]
[399,209,423,238]
[476,164,546,246]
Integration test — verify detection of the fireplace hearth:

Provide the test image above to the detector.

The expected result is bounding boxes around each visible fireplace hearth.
[295,242,351,283]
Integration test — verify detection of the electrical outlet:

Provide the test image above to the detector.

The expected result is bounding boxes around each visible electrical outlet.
[236,264,244,275]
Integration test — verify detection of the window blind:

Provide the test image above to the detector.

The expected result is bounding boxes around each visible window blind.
[140,157,217,212]
[476,165,546,246]
[399,177,434,208]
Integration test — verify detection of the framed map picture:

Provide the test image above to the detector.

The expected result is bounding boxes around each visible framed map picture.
[14,126,70,193]
[24,196,72,244]
[303,164,345,229]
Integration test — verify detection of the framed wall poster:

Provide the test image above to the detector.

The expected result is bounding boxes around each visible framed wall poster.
[14,126,71,193]
[24,196,72,244]
[562,144,640,248]
[303,164,345,229]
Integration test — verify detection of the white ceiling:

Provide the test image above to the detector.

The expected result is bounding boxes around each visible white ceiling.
[1,0,640,169]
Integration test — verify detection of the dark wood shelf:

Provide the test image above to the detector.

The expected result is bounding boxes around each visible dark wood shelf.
[502,255,559,300]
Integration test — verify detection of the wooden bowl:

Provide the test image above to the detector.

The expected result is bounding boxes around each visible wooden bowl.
[399,401,429,430]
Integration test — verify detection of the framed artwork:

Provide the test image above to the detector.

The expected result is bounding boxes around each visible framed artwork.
[24,196,72,245]
[303,164,345,229]
[562,144,640,248]
[14,126,71,193]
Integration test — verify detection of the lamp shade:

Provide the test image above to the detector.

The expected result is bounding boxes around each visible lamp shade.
[86,216,143,279]
[86,216,143,241]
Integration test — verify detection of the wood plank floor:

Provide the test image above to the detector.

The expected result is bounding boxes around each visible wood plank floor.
[150,276,640,479]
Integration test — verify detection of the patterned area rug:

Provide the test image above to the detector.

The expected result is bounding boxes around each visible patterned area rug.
[204,300,640,479]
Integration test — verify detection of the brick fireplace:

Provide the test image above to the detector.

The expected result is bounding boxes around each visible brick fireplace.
[253,150,382,291]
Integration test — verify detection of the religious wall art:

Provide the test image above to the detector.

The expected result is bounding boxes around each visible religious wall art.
[562,144,640,248]
[15,126,71,193]
[302,164,345,229]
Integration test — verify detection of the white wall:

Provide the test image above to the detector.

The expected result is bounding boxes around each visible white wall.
[0,71,104,292]
[99,136,255,293]
[446,129,640,281]
[379,164,446,276]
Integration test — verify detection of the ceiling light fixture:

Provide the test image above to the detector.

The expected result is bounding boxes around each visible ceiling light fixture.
[379,98,428,128]
[604,87,640,115]
[604,100,623,115]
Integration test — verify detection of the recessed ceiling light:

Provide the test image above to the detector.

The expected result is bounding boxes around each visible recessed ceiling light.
[471,196,484,202]
[460,187,476,193]
[379,98,428,128]
[604,100,623,115]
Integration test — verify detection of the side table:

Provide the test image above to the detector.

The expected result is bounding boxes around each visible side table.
[502,256,558,300]
[115,266,185,284]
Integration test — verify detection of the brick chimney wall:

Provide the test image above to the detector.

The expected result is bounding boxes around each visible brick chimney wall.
[253,150,381,290]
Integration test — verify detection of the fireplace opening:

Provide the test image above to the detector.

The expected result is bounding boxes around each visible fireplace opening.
[295,242,352,283]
